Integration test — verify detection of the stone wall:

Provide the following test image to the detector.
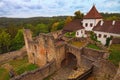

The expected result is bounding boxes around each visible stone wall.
[50,30,62,39]
[11,60,56,80]
[55,44,66,69]
[113,63,120,80]
[82,47,108,61]
[0,46,27,65]
[93,59,117,80]
[23,29,56,67]
[112,37,120,44]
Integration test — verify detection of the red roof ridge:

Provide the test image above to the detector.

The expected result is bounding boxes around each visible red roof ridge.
[84,5,103,19]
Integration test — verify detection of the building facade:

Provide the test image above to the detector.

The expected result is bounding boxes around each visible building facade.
[63,5,120,45]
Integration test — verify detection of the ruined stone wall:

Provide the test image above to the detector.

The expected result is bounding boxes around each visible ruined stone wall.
[23,29,56,67]
[113,63,120,80]
[0,46,27,65]
[50,30,62,39]
[65,44,82,67]
[55,44,66,69]
[11,60,56,80]
[82,48,107,61]
[93,59,117,80]
[112,37,120,44]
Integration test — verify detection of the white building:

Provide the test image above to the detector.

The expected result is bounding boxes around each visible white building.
[93,20,120,45]
[63,5,120,45]
[82,5,103,31]
[63,19,87,38]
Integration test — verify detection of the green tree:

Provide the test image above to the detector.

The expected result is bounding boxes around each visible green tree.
[65,16,72,25]
[74,10,84,19]
[34,23,49,36]
[51,22,59,32]
[11,29,24,50]
[57,21,65,30]
[0,31,11,53]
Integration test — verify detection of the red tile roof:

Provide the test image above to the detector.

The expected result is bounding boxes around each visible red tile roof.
[63,19,84,32]
[93,20,120,34]
[84,5,102,19]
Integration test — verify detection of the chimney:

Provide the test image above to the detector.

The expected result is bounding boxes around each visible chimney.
[112,20,115,25]
[100,20,104,26]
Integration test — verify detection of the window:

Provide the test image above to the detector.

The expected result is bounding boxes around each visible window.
[85,23,88,27]
[90,23,93,27]
[81,30,83,33]
[104,35,107,38]
[77,32,79,35]
[98,34,101,38]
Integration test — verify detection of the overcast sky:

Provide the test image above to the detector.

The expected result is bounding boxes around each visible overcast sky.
[0,0,119,18]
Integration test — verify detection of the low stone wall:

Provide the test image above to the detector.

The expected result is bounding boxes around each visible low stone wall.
[0,46,27,65]
[112,37,120,44]
[11,60,56,80]
[113,63,120,80]
[93,59,117,80]
[82,48,108,61]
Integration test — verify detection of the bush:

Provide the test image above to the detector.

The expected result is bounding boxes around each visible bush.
[105,36,113,46]
[90,31,97,41]
[65,32,75,38]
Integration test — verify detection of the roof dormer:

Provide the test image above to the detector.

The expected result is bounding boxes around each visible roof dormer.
[112,20,115,25]
[100,20,104,26]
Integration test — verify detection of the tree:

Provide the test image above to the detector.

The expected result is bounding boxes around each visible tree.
[65,16,72,25]
[0,31,11,53]
[57,21,65,30]
[11,29,24,50]
[51,22,59,31]
[74,10,84,19]
[34,23,49,36]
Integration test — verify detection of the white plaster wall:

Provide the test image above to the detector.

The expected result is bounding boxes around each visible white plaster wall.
[94,31,120,45]
[82,19,102,31]
[76,29,87,37]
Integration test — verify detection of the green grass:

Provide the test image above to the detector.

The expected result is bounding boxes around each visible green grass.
[87,44,101,50]
[70,41,86,47]
[9,57,38,75]
[0,68,10,80]
[0,56,38,80]
[108,44,120,66]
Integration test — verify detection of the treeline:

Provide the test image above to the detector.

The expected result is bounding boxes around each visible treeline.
[101,13,120,20]
[0,16,66,54]
[0,12,119,54]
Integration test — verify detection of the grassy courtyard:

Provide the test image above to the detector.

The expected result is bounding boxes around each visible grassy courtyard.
[87,44,101,50]
[0,56,38,80]
[70,41,86,47]
[108,44,120,66]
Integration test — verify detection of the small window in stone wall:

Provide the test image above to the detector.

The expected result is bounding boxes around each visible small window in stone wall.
[104,35,107,38]
[90,23,93,27]
[98,34,101,38]
[85,23,88,27]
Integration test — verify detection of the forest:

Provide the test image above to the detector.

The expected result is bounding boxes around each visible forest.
[0,12,120,54]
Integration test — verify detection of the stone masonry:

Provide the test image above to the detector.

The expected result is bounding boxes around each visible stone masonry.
[23,29,118,80]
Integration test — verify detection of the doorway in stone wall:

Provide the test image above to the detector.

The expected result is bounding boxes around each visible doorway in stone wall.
[61,52,77,69]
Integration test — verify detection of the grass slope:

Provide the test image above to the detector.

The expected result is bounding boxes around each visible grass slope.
[0,56,38,80]
[109,44,120,66]
[87,44,101,50]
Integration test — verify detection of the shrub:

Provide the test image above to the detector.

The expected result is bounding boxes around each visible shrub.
[90,31,97,41]
[65,32,75,38]
[105,36,113,46]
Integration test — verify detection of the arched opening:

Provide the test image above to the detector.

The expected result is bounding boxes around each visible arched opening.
[61,52,77,69]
